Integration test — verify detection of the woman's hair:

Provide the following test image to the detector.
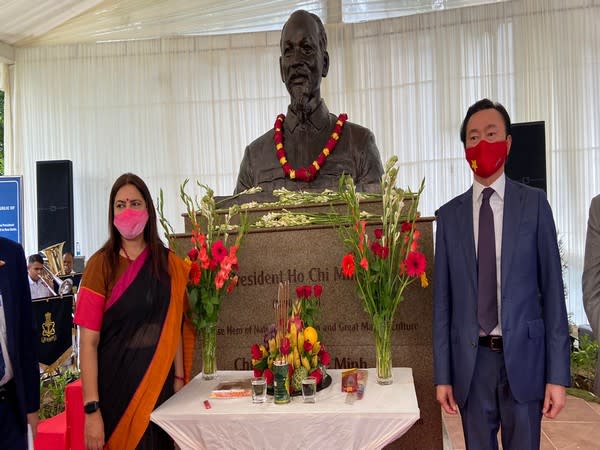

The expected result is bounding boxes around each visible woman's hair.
[101,173,168,281]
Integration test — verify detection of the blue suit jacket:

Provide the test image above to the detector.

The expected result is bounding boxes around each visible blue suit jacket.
[433,178,570,406]
[0,237,40,428]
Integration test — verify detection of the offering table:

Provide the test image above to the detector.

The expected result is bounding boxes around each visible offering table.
[151,368,419,450]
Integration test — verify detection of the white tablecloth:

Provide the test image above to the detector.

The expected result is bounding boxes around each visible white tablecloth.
[151,367,420,450]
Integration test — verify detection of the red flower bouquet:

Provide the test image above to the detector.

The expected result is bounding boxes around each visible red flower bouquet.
[159,180,248,379]
[338,156,428,384]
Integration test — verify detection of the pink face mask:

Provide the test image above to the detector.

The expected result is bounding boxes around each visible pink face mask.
[114,208,149,240]
[465,139,508,179]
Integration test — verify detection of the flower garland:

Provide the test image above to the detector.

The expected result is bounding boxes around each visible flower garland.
[274,113,348,182]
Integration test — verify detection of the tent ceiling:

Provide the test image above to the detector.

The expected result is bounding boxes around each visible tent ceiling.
[0,0,504,48]
[0,0,326,47]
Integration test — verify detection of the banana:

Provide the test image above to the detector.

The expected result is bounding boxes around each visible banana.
[302,356,311,371]
[312,341,321,355]
[268,338,276,353]
[312,355,318,368]
[297,331,305,352]
[290,323,297,348]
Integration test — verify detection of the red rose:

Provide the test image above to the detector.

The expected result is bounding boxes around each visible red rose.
[264,368,274,385]
[370,241,382,256]
[304,341,313,352]
[379,245,389,260]
[320,350,331,366]
[310,367,323,385]
[341,253,355,278]
[313,284,323,297]
[374,228,383,240]
[187,247,199,261]
[251,344,262,360]
[253,368,262,377]
[296,286,305,298]
[303,285,312,298]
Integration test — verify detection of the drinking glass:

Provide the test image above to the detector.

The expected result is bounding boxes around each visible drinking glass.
[301,376,317,403]
[251,376,267,403]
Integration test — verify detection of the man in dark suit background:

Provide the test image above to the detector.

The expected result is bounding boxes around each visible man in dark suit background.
[583,194,600,395]
[433,99,570,449]
[0,237,40,448]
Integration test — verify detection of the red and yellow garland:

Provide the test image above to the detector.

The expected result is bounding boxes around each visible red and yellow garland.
[274,113,348,182]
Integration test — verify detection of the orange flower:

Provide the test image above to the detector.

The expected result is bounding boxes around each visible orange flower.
[360,257,369,270]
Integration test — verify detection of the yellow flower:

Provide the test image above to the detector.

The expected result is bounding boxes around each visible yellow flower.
[420,272,429,288]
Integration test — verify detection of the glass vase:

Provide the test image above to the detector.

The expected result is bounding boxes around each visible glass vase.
[374,317,393,385]
[201,323,217,380]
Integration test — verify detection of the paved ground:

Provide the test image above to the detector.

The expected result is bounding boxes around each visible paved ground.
[443,395,600,449]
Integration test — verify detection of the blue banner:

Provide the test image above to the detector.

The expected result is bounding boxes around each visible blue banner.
[0,176,23,243]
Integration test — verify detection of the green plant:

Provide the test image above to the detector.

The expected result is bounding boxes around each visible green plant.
[39,369,80,419]
[570,334,598,392]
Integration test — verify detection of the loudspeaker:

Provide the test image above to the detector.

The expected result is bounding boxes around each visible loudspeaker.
[505,121,546,193]
[37,160,74,254]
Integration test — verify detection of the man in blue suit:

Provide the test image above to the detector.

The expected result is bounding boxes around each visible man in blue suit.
[0,237,40,449]
[433,99,570,449]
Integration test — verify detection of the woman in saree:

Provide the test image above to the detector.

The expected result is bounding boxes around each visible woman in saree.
[74,173,195,450]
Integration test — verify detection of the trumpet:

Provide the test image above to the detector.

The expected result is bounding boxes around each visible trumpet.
[40,242,74,297]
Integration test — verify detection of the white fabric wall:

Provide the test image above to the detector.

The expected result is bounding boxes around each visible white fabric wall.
[6,0,600,324]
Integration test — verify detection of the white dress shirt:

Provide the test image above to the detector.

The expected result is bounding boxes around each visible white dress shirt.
[472,174,505,336]
[28,276,53,299]
[0,294,14,385]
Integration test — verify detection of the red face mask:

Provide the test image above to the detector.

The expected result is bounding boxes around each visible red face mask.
[465,139,508,178]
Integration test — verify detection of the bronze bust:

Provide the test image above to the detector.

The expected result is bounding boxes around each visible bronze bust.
[234,10,384,194]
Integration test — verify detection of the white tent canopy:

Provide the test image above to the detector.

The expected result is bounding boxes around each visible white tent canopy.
[1,0,599,326]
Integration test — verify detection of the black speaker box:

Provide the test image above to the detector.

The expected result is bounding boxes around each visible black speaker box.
[36,160,74,254]
[505,121,547,193]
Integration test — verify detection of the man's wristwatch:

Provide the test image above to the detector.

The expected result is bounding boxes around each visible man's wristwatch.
[84,401,100,414]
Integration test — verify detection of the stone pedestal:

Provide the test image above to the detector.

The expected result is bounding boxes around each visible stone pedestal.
[174,204,441,449]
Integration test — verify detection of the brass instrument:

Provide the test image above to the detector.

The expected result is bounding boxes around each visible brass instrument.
[40,242,73,296]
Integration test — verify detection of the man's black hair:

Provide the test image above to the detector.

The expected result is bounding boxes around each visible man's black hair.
[460,98,511,147]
